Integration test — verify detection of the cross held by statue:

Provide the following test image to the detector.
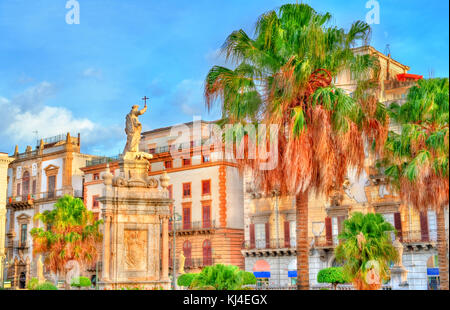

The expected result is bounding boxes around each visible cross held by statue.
[142,96,149,105]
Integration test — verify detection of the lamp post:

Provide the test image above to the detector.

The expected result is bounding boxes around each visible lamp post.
[170,212,182,290]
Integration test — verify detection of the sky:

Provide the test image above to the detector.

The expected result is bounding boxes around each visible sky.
[0,0,448,156]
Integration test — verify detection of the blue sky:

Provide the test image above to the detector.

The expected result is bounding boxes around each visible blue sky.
[0,0,448,156]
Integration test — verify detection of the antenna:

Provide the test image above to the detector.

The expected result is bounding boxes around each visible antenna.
[384,44,391,57]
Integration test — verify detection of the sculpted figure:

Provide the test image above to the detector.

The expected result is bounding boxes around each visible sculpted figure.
[123,103,147,154]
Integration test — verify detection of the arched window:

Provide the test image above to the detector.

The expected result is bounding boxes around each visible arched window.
[22,171,30,198]
[183,240,192,268]
[203,240,212,266]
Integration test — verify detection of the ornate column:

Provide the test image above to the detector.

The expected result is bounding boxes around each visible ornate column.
[102,215,111,281]
[161,216,169,280]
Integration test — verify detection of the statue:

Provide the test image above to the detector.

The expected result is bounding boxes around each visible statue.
[37,255,46,284]
[122,102,153,161]
[393,237,404,267]
[178,253,185,275]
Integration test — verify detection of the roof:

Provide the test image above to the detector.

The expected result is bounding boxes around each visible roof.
[141,120,219,136]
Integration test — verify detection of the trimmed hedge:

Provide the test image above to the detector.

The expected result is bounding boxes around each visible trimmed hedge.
[242,271,257,285]
[177,273,197,287]
[35,282,58,290]
[317,267,348,287]
[71,276,92,288]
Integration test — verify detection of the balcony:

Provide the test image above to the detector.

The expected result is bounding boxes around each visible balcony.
[85,155,121,167]
[13,240,30,251]
[8,189,83,208]
[242,238,296,257]
[169,220,217,235]
[384,79,418,92]
[168,257,216,270]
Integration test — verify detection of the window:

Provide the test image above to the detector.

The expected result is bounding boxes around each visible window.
[164,160,173,169]
[183,241,192,267]
[149,148,156,155]
[17,183,21,196]
[202,180,211,195]
[255,223,266,249]
[32,180,36,195]
[202,204,211,228]
[22,171,30,198]
[47,175,56,198]
[183,204,191,230]
[202,155,210,163]
[203,240,212,266]
[93,195,100,209]
[182,183,191,198]
[93,173,100,181]
[183,158,191,166]
[20,224,27,245]
[289,221,296,247]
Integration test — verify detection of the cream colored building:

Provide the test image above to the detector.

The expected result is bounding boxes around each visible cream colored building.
[1,152,14,287]
[5,133,96,289]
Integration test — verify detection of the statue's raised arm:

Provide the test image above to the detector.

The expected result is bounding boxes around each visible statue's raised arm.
[138,104,148,116]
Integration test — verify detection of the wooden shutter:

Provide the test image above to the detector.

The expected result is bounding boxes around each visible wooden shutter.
[202,205,211,228]
[394,212,403,241]
[325,217,333,246]
[183,206,191,230]
[265,222,270,248]
[250,224,255,248]
[284,221,291,248]
[420,212,429,242]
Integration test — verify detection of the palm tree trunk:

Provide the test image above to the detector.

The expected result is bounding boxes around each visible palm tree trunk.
[296,191,309,290]
[436,209,449,290]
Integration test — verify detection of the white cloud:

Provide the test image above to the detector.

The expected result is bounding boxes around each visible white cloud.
[5,106,95,141]
[0,82,123,155]
[82,68,103,80]
[12,81,56,112]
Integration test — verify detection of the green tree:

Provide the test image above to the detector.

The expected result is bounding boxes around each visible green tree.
[317,267,348,290]
[379,78,449,290]
[205,3,387,290]
[30,195,103,289]
[189,264,251,290]
[335,212,398,290]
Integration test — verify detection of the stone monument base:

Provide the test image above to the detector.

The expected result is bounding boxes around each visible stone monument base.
[99,280,171,290]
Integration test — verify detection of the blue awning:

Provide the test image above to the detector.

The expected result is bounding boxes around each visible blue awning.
[253,272,271,278]
[427,268,439,276]
[288,271,297,278]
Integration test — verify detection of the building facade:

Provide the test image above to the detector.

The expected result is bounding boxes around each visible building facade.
[242,46,448,290]
[4,133,96,289]
[1,152,14,287]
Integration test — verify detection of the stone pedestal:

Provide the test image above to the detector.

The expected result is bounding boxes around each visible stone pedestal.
[98,157,172,290]
[390,266,409,290]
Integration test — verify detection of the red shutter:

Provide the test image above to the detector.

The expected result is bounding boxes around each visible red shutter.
[249,224,255,248]
[202,205,211,228]
[265,222,270,248]
[284,221,291,248]
[394,212,403,241]
[183,207,191,230]
[420,212,429,242]
[325,217,333,246]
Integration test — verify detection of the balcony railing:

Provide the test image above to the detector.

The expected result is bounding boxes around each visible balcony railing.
[8,189,83,203]
[168,257,216,269]
[85,155,121,167]
[243,238,296,250]
[169,220,217,232]
[13,240,30,250]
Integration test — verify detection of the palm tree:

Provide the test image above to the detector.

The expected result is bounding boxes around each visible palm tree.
[335,212,398,290]
[204,3,388,290]
[379,78,449,290]
[30,195,103,289]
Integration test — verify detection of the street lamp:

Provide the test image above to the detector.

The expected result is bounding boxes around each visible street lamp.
[170,212,182,290]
